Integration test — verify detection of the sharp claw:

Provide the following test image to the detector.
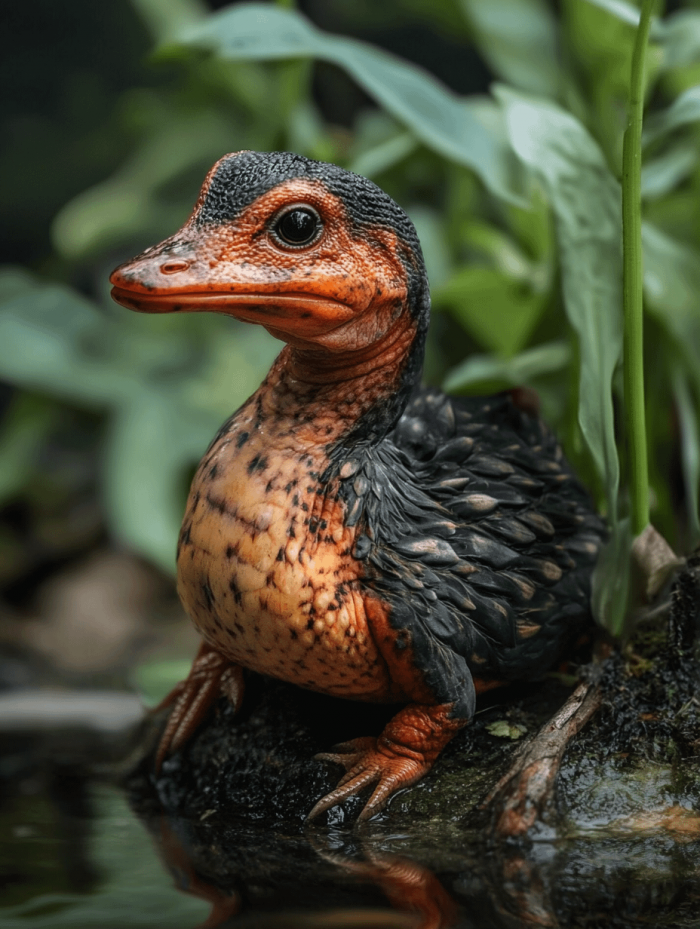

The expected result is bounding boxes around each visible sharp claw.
[313,751,351,764]
[153,643,243,773]
[356,780,395,822]
[314,750,362,771]
[306,768,379,821]
[309,734,429,823]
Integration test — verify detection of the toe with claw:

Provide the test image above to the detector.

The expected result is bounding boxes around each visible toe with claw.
[308,703,465,822]
[154,640,243,772]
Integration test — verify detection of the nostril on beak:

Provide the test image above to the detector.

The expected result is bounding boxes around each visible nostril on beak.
[160,260,190,275]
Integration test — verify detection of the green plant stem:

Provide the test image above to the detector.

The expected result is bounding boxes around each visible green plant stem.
[622,0,654,536]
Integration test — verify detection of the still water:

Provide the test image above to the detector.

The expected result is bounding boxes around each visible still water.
[1,687,700,929]
[2,763,700,928]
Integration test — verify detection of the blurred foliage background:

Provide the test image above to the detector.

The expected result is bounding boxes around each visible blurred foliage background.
[1,0,700,678]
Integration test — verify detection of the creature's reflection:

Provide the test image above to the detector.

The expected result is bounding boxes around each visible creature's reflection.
[138,804,564,929]
[307,830,458,929]
[134,780,700,929]
[156,818,240,928]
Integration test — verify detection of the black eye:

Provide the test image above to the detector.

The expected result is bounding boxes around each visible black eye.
[273,207,321,247]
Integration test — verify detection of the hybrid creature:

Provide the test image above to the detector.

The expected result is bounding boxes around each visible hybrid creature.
[111,151,604,821]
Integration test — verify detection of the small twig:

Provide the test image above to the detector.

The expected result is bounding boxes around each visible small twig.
[482,680,602,840]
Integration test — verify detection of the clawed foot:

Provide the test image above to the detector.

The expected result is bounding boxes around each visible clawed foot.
[154,641,243,772]
[309,736,429,823]
[308,703,465,823]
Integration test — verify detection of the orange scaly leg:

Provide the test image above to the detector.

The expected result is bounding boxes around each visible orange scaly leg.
[154,640,244,772]
[308,703,465,823]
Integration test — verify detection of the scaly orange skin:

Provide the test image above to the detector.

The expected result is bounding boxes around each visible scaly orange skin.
[111,152,509,821]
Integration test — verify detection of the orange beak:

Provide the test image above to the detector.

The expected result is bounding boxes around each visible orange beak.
[109,252,356,341]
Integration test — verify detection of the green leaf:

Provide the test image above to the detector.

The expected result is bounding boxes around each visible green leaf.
[460,219,551,288]
[641,142,698,199]
[434,266,546,356]
[444,341,570,394]
[673,370,700,542]
[661,9,700,69]
[581,0,649,30]
[460,0,560,97]
[497,87,622,520]
[592,517,632,636]
[643,84,700,146]
[177,3,525,204]
[642,223,700,382]
[486,720,527,740]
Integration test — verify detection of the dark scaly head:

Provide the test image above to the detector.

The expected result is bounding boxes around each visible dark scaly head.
[110,152,429,369]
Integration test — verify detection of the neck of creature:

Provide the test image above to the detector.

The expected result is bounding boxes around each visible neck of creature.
[259,309,424,451]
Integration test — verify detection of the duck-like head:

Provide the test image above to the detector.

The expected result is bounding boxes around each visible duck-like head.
[110,151,430,355]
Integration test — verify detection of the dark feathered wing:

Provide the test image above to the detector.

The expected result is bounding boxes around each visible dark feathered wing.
[334,388,606,720]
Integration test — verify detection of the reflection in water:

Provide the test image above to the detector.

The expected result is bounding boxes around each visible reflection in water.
[158,819,240,928]
[3,747,700,929]
[148,809,452,928]
[300,831,457,929]
[134,792,700,929]
[491,855,556,929]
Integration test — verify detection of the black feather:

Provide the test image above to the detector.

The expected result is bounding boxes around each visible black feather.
[330,389,606,718]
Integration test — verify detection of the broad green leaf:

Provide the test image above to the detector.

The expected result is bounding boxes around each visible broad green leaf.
[661,9,700,69]
[643,84,700,146]
[504,186,556,271]
[497,87,622,520]
[434,266,546,357]
[642,223,700,382]
[673,370,700,542]
[641,142,698,199]
[460,0,560,97]
[183,320,280,421]
[444,341,570,394]
[177,3,525,204]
